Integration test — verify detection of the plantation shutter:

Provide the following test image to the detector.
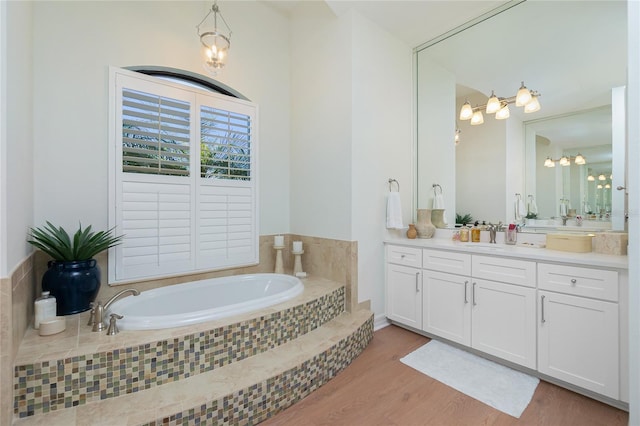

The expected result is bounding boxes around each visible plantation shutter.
[110,68,258,283]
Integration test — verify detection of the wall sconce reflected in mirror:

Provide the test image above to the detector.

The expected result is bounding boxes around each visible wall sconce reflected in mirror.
[544,154,587,168]
[460,81,541,126]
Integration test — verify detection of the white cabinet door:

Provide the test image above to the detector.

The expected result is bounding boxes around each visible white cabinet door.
[538,290,619,399]
[471,279,537,369]
[386,263,422,329]
[422,270,471,346]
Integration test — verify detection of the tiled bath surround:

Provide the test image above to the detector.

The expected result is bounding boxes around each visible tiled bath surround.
[14,286,345,417]
[5,234,363,423]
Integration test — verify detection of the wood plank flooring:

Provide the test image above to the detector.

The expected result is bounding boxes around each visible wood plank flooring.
[262,325,628,426]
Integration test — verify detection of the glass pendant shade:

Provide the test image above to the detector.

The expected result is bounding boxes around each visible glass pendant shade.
[470,110,484,125]
[197,2,232,77]
[459,101,473,120]
[524,95,541,113]
[486,91,501,114]
[610,173,613,179]
[587,174,595,181]
[597,184,603,189]
[544,157,555,168]
[605,183,611,189]
[574,153,586,165]
[598,174,606,181]
[515,81,532,107]
[495,103,510,120]
[559,156,570,166]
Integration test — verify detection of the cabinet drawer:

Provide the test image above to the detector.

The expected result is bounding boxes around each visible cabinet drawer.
[538,263,618,302]
[472,255,535,288]
[386,245,422,268]
[423,249,471,275]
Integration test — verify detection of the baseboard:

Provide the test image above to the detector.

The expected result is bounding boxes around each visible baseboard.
[373,313,390,331]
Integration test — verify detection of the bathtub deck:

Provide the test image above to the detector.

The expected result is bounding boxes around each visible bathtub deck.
[14,276,343,365]
[13,310,373,425]
[12,276,373,425]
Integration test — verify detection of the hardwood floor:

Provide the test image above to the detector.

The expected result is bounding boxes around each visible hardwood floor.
[262,325,628,426]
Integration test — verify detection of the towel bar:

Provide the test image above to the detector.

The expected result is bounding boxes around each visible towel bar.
[388,178,400,192]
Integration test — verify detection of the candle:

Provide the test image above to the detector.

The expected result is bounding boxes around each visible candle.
[274,235,284,247]
[293,241,303,252]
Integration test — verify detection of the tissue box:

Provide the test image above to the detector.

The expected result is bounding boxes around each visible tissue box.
[546,233,593,253]
[593,232,628,255]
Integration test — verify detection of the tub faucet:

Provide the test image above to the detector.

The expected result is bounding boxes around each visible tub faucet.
[90,289,139,332]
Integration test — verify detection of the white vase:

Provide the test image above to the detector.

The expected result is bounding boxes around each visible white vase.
[415,209,436,239]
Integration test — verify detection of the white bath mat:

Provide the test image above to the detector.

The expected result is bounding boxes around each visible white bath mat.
[400,340,539,418]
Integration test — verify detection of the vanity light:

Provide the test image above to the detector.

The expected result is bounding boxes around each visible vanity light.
[598,174,606,181]
[459,81,541,126]
[523,94,541,113]
[587,174,595,181]
[605,183,611,189]
[544,157,555,168]
[610,173,613,179]
[459,101,473,120]
[544,154,587,168]
[470,109,484,125]
[515,81,532,107]
[574,153,586,165]
[495,103,510,120]
[559,156,570,166]
[196,0,233,76]
[597,184,604,189]
[486,91,501,114]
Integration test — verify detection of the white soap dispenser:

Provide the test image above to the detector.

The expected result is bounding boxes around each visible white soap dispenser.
[34,291,57,329]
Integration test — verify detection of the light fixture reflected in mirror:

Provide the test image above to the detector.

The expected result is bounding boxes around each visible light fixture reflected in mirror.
[515,81,532,106]
[587,174,595,181]
[574,153,586,165]
[605,183,611,189]
[459,101,473,120]
[598,173,606,181]
[459,81,541,125]
[559,155,570,166]
[470,110,484,125]
[543,154,587,168]
[455,127,461,145]
[544,157,555,167]
[597,184,604,189]
[486,91,501,114]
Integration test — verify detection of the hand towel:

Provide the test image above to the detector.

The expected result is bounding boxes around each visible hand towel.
[560,202,568,217]
[386,192,404,229]
[433,193,448,225]
[528,196,538,215]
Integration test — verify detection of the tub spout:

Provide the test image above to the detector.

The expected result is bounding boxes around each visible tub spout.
[90,289,139,332]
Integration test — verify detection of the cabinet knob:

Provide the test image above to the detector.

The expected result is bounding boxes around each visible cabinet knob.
[571,278,577,284]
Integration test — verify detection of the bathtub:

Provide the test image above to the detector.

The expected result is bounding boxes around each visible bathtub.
[106,273,304,330]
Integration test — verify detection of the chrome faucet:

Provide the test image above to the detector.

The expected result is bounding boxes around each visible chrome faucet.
[90,289,140,332]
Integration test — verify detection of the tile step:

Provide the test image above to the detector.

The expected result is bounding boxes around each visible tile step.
[13,309,374,426]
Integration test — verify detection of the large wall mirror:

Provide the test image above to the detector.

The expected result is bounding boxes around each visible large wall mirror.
[416,0,627,232]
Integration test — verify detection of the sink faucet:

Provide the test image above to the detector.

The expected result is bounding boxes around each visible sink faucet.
[561,216,568,226]
[90,289,140,332]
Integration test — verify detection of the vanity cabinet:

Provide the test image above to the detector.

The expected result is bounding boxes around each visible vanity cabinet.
[385,242,627,404]
[385,246,422,329]
[421,250,536,369]
[537,263,620,399]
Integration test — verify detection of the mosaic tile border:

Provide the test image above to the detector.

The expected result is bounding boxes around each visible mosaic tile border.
[14,287,345,418]
[146,314,374,426]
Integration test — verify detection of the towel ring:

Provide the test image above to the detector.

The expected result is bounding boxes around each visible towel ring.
[388,178,400,192]
[432,183,442,195]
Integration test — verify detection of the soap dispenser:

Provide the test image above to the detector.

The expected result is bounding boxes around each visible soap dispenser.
[459,225,470,242]
[471,221,481,243]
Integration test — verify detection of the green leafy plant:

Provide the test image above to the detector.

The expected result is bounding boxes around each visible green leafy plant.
[27,222,124,261]
[455,213,474,225]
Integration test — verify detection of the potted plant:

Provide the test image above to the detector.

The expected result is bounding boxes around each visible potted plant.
[27,222,123,315]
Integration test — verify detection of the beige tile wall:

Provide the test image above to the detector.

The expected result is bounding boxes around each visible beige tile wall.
[1,253,36,426]
[33,234,359,314]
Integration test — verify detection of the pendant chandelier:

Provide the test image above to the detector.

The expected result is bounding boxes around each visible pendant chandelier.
[459,81,541,126]
[196,0,232,76]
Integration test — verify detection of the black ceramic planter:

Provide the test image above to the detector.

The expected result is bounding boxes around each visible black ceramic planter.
[42,259,101,315]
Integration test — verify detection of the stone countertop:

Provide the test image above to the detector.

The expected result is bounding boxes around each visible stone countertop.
[384,237,628,270]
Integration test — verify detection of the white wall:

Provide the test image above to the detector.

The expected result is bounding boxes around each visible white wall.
[289,2,352,240]
[2,0,34,276]
[505,118,525,222]
[31,1,291,236]
[350,12,413,312]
